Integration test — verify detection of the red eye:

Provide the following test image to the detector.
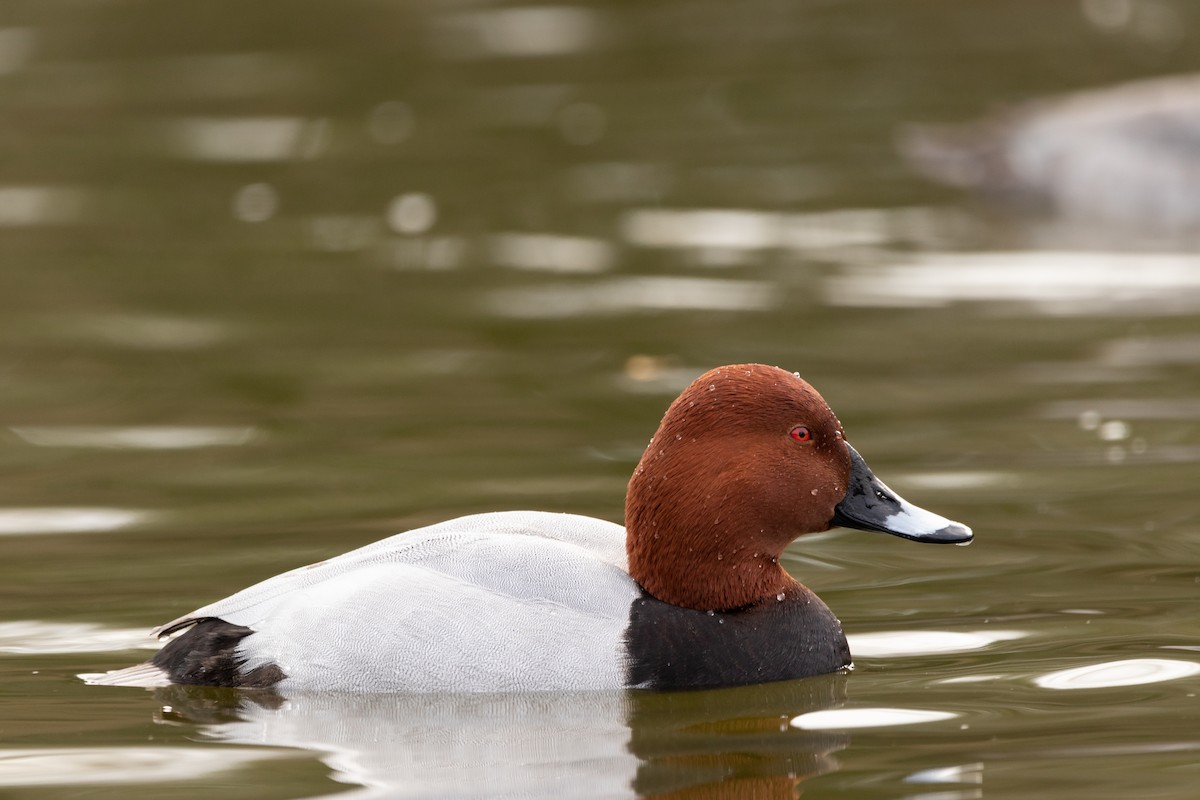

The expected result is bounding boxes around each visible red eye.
[790,426,811,442]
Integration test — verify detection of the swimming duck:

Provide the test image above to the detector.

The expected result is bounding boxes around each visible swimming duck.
[899,73,1200,231]
[91,364,971,692]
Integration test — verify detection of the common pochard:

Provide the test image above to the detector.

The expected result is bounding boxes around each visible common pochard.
[91,364,971,692]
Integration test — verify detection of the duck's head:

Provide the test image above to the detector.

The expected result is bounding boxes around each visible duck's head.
[625,364,971,611]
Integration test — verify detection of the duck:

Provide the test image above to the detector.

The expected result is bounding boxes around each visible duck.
[898,73,1200,232]
[89,364,971,693]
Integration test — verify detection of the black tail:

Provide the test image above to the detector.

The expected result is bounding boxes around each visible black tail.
[151,618,285,689]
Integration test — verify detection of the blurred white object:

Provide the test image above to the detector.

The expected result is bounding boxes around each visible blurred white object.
[900,74,1200,231]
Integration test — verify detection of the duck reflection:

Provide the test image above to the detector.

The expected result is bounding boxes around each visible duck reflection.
[152,674,848,799]
[627,675,849,799]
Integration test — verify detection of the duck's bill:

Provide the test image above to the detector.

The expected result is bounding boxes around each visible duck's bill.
[830,444,972,544]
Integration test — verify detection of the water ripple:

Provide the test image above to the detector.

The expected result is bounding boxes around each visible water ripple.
[848,630,1027,658]
[0,186,88,226]
[0,508,149,535]
[11,426,259,450]
[489,232,615,273]
[0,621,155,654]
[485,276,773,318]
[0,747,291,787]
[791,708,957,730]
[825,251,1200,315]
[1034,658,1200,689]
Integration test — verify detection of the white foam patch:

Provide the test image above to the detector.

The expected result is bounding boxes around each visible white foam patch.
[791,707,957,730]
[0,508,149,535]
[0,621,157,654]
[0,747,292,787]
[848,630,1027,658]
[1034,658,1200,690]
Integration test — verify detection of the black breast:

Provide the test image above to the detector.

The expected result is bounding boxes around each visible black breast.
[624,587,851,691]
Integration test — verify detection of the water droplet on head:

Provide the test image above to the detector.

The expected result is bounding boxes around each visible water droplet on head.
[776,592,786,602]
[810,488,818,496]
[716,553,723,560]
[706,609,715,616]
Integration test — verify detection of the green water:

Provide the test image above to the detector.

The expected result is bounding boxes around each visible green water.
[2,1,1200,797]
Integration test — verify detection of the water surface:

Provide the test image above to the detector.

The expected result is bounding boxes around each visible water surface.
[2,1,1200,798]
